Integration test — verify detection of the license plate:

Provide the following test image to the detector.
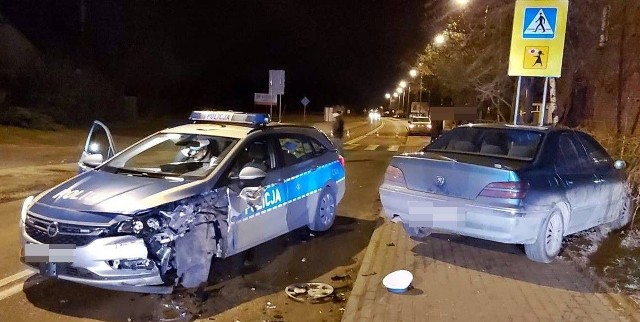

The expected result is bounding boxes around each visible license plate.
[24,243,76,263]
[408,200,466,227]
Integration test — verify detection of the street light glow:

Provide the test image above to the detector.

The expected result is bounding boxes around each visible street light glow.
[393,93,399,98]
[396,87,403,94]
[409,69,418,78]
[399,80,407,88]
[454,0,470,7]
[385,93,391,99]
[434,34,446,45]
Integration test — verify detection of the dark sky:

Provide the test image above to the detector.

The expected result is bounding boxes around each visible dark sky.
[1,0,426,112]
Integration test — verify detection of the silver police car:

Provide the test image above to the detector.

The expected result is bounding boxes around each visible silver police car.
[19,111,346,293]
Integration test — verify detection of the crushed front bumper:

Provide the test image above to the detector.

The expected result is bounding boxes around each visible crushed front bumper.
[21,230,171,294]
[379,184,549,244]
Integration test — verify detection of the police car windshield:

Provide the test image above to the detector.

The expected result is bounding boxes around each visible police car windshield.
[101,133,238,180]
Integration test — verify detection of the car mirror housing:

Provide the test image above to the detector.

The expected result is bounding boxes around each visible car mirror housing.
[81,153,104,168]
[614,160,627,170]
[238,166,267,181]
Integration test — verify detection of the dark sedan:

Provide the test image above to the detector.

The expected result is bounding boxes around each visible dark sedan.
[379,123,631,263]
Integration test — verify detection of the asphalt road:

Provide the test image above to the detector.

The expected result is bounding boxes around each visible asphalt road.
[0,117,422,322]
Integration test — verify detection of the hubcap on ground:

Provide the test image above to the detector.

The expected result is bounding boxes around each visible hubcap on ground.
[319,193,335,226]
[545,214,563,256]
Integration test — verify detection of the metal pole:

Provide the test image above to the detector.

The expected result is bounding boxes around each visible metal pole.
[278,95,282,123]
[303,105,306,124]
[513,76,522,125]
[419,75,423,102]
[540,77,549,126]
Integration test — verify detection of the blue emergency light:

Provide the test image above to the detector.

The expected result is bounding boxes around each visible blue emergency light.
[189,110,270,126]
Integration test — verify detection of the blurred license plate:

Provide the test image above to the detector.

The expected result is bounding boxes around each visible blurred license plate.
[408,200,466,226]
[24,243,76,263]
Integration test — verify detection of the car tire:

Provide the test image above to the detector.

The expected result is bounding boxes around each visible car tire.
[613,195,633,230]
[309,187,337,232]
[524,211,564,263]
[402,223,432,239]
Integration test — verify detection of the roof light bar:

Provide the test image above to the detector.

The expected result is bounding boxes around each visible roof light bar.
[189,110,270,126]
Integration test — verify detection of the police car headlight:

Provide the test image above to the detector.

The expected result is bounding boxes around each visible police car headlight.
[20,195,35,224]
[117,220,144,234]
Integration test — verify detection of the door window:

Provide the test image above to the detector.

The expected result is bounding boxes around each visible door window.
[556,133,591,175]
[573,131,613,170]
[277,136,316,166]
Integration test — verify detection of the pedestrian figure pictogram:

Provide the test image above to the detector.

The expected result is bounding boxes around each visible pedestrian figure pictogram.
[523,8,557,39]
[524,46,549,69]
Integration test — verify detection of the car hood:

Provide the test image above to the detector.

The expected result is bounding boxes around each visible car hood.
[31,170,192,216]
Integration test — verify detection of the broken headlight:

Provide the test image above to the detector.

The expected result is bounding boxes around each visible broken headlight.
[116,220,144,234]
[113,211,167,236]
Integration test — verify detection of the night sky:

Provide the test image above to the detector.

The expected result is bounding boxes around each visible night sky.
[1,0,426,113]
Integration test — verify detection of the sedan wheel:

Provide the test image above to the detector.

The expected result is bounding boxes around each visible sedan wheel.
[614,196,632,230]
[525,211,564,263]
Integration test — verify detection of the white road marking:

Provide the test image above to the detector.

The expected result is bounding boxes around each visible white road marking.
[0,270,33,288]
[388,145,400,152]
[364,145,379,151]
[0,269,46,302]
[345,121,385,145]
[343,144,359,150]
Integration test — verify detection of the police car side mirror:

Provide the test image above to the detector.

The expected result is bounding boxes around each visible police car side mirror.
[238,166,267,181]
[81,153,104,168]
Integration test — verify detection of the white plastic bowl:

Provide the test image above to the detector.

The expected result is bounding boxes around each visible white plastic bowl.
[382,270,413,293]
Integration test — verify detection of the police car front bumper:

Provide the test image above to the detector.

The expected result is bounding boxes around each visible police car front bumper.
[20,229,170,294]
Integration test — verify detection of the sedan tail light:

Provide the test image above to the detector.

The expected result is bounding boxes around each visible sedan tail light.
[479,181,529,199]
[384,165,407,187]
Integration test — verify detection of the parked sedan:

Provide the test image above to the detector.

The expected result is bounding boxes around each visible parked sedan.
[379,123,631,263]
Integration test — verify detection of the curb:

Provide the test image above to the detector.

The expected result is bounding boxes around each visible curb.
[563,249,640,321]
[340,219,387,322]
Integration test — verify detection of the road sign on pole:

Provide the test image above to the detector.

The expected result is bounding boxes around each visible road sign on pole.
[508,0,569,77]
[269,70,285,95]
[254,93,277,106]
[301,96,310,123]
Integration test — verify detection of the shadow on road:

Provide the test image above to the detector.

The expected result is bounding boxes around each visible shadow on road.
[23,215,379,321]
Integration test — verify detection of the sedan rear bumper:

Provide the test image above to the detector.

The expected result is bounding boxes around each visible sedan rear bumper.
[379,184,550,244]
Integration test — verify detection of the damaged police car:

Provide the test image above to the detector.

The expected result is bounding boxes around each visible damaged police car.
[20,111,346,294]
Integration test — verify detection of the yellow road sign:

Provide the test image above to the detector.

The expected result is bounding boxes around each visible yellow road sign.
[508,0,569,77]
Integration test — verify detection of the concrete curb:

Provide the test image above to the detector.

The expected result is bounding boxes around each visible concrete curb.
[563,249,640,321]
[341,219,387,322]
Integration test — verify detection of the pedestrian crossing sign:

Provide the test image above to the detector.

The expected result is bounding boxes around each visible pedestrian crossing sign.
[523,8,557,39]
[508,0,569,77]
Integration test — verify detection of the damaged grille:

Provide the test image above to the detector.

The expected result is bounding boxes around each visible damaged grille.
[25,213,108,247]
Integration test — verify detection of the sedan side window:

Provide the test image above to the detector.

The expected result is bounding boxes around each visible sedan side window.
[574,132,613,170]
[556,133,590,174]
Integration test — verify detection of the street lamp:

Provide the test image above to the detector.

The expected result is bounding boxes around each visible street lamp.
[385,93,392,110]
[434,34,446,45]
[409,69,418,78]
[454,0,470,7]
[399,80,407,88]
[393,92,399,112]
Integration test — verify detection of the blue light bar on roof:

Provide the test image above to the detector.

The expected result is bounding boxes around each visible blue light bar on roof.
[189,110,270,126]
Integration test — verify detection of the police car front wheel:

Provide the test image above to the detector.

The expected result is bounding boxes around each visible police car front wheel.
[309,187,337,232]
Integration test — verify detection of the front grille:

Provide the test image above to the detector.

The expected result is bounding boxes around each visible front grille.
[25,213,108,247]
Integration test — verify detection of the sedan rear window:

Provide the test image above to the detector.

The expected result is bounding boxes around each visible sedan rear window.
[424,127,543,161]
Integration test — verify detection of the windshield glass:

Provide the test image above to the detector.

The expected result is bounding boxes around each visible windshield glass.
[101,133,239,180]
[424,127,543,161]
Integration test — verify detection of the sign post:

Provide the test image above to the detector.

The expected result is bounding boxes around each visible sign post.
[269,70,285,122]
[301,96,310,123]
[508,0,569,125]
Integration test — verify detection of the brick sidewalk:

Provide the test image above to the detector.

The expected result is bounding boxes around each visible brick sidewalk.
[342,220,640,322]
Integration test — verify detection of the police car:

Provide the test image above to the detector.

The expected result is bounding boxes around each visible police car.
[19,110,346,294]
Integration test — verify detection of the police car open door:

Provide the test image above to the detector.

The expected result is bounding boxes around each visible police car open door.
[226,138,289,254]
[78,120,116,174]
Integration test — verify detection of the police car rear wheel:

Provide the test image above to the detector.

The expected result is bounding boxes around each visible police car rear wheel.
[310,188,336,232]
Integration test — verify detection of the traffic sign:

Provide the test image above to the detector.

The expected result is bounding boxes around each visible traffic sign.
[269,70,285,95]
[254,93,277,106]
[301,96,310,107]
[508,0,569,77]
